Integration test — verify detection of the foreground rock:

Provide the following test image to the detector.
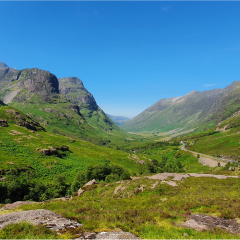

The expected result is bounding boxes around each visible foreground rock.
[0,209,82,231]
[182,214,240,234]
[75,231,140,239]
[95,231,140,239]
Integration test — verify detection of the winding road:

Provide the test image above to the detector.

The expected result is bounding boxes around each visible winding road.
[180,145,235,167]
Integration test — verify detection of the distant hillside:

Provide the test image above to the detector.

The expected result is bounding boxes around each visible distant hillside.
[121,81,240,136]
[107,114,130,126]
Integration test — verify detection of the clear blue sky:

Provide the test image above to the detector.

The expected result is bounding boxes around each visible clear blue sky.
[1,1,240,118]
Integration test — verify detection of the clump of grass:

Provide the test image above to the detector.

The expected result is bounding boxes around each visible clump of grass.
[0,222,60,239]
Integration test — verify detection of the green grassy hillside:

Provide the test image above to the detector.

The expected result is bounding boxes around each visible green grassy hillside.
[121,81,240,137]
[0,105,150,203]
[179,112,240,162]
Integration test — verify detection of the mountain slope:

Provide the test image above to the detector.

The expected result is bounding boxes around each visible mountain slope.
[121,81,240,135]
[107,114,131,126]
[0,64,104,142]
[0,103,147,203]
[0,63,130,144]
[58,77,129,139]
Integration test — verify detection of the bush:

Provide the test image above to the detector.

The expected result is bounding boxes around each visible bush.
[175,152,182,159]
[71,164,131,190]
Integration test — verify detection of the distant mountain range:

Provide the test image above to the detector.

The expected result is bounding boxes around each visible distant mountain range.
[106,114,131,126]
[0,62,128,144]
[121,81,240,136]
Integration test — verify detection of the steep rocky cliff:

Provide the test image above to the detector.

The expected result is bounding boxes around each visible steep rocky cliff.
[59,77,98,110]
[58,77,122,133]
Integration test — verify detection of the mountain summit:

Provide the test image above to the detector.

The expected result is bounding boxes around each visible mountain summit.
[58,77,122,134]
[0,62,8,69]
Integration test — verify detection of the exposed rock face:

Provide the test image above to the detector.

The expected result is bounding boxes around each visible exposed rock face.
[0,63,59,103]
[19,68,59,94]
[0,62,20,83]
[39,145,69,157]
[0,209,82,231]
[0,119,8,127]
[182,214,240,234]
[59,77,98,110]
[0,62,8,69]
[58,77,119,133]
[0,108,45,131]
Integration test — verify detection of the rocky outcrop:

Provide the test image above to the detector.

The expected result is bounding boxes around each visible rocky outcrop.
[38,145,69,157]
[0,119,8,127]
[4,109,45,131]
[77,179,98,196]
[19,68,59,94]
[182,214,240,234]
[0,209,82,231]
[59,77,98,110]
[0,62,20,83]
[0,63,59,104]
[58,77,120,133]
[84,179,98,186]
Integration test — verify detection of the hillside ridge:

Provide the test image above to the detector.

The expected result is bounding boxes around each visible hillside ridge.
[121,81,240,136]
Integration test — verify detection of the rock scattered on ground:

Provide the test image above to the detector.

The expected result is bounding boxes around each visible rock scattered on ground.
[146,173,238,186]
[1,201,37,210]
[84,179,97,186]
[77,179,98,196]
[78,189,85,196]
[0,209,82,231]
[0,119,8,127]
[114,185,126,195]
[95,231,140,239]
[182,214,240,234]
[74,231,140,239]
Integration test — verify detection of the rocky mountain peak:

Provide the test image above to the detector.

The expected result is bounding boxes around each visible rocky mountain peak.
[0,62,9,70]
[58,77,97,109]
[19,68,59,94]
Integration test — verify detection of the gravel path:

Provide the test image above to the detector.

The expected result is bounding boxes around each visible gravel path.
[180,145,234,167]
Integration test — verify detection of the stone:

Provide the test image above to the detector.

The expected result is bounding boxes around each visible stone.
[41,149,51,155]
[0,119,8,127]
[78,189,85,196]
[84,179,98,187]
